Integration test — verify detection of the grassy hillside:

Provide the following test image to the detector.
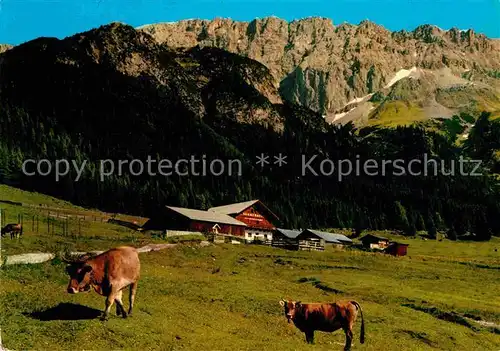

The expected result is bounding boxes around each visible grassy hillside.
[0,185,156,255]
[368,101,427,127]
[2,23,500,237]
[1,185,499,350]
[0,184,86,209]
[1,241,499,350]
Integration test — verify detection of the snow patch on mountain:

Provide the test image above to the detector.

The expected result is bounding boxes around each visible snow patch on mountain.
[347,93,374,105]
[385,67,418,88]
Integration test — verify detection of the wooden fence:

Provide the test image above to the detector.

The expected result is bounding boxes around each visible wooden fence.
[272,237,325,251]
[272,237,299,249]
[298,238,325,251]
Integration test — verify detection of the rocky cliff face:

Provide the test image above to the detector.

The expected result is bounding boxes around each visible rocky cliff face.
[0,44,12,54]
[139,17,500,123]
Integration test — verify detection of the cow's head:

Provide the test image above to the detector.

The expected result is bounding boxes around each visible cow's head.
[279,299,301,323]
[64,255,93,294]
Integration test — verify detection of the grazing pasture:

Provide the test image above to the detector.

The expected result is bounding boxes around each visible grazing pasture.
[1,239,499,350]
[0,185,158,256]
[1,185,499,350]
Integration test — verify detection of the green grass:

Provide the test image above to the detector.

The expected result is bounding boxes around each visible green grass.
[0,185,154,255]
[0,184,87,210]
[175,58,201,69]
[349,230,500,265]
[368,101,427,127]
[1,240,500,350]
[0,199,157,255]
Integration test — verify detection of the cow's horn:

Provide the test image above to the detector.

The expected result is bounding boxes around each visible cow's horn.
[61,256,76,264]
[61,253,84,264]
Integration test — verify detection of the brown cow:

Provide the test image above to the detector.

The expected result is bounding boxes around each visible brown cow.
[1,223,22,239]
[279,299,365,351]
[64,246,140,321]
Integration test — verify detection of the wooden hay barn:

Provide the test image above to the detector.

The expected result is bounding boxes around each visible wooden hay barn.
[295,230,326,251]
[272,229,353,252]
[359,234,390,250]
[273,229,327,252]
[209,200,279,243]
[385,242,409,256]
[142,206,247,236]
[272,228,302,250]
[302,229,353,247]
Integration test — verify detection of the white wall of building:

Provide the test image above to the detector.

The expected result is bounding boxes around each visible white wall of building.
[245,229,273,242]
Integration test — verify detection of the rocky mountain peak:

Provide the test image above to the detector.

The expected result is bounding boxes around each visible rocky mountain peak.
[138,16,500,124]
[0,44,12,54]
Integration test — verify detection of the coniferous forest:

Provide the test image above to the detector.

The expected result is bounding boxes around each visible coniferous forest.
[0,23,499,240]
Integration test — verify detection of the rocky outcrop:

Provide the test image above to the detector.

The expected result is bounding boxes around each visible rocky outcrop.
[0,242,211,266]
[0,44,12,54]
[2,253,55,265]
[139,18,500,116]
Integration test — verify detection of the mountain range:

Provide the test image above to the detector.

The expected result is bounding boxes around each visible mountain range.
[3,17,500,126]
[138,17,500,125]
[0,19,499,237]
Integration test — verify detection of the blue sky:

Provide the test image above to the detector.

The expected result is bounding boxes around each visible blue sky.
[1,0,499,45]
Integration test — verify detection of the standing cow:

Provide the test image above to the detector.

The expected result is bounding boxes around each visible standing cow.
[64,246,140,321]
[1,223,22,239]
[279,299,365,351]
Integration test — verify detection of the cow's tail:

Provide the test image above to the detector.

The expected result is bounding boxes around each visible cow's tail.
[351,301,365,344]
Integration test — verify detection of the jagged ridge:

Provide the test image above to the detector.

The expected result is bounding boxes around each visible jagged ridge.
[138,17,500,123]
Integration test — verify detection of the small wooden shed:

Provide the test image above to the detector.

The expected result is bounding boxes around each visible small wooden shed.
[273,228,329,251]
[272,228,302,250]
[385,242,409,257]
[360,234,391,250]
[296,230,325,251]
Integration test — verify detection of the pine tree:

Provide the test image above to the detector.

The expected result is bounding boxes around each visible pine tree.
[426,212,437,238]
[447,227,457,241]
[416,214,426,232]
[394,201,409,233]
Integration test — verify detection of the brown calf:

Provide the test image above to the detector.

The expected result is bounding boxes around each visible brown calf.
[64,246,140,321]
[279,299,365,351]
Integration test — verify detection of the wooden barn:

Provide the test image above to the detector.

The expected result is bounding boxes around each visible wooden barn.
[142,206,247,236]
[295,230,326,251]
[360,234,390,250]
[385,242,409,257]
[272,229,353,252]
[272,228,302,250]
[302,229,353,246]
[209,200,279,243]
